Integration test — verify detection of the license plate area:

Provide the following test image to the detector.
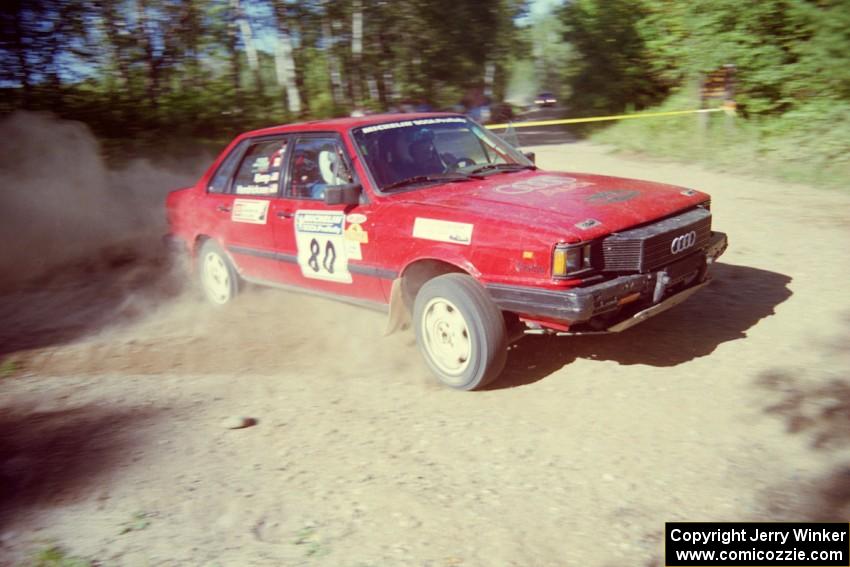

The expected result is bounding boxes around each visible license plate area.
[607,282,710,333]
[664,252,706,284]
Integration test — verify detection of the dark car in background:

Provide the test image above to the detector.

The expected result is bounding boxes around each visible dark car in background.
[534,92,558,107]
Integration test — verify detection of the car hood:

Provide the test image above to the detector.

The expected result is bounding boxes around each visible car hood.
[393,170,710,241]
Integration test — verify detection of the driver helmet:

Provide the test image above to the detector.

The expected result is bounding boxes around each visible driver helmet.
[409,128,437,160]
[410,128,435,144]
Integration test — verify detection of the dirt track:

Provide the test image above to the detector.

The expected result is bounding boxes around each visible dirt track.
[2,142,850,566]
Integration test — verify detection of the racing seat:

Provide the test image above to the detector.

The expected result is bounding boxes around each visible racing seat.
[318,149,348,186]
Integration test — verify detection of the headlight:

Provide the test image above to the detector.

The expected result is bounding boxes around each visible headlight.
[552,243,592,277]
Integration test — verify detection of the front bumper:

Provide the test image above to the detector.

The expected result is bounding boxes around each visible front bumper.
[487,231,728,333]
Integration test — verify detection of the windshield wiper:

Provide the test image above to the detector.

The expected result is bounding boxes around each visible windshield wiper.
[382,173,475,192]
[467,163,537,175]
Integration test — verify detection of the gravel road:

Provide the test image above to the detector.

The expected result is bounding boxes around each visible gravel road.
[2,142,849,566]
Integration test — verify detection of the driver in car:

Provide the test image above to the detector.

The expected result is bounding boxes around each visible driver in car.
[406,129,450,176]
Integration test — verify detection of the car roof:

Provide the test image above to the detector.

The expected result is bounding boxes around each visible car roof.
[239,112,465,139]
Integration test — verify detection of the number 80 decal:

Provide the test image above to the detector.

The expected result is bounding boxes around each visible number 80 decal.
[307,238,337,274]
[294,210,352,283]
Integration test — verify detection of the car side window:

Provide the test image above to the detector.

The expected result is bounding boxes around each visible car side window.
[232,139,288,196]
[286,137,353,201]
[207,141,247,194]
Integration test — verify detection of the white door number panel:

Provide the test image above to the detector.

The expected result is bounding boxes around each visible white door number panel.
[294,210,352,283]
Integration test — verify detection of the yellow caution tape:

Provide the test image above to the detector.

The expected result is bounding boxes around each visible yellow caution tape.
[486,107,726,130]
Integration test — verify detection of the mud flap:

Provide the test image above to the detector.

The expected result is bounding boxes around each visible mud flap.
[385,278,411,335]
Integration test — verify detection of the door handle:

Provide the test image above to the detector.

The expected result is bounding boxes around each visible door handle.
[276,210,294,219]
[216,204,231,213]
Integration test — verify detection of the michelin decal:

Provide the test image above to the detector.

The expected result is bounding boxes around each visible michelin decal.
[294,210,352,283]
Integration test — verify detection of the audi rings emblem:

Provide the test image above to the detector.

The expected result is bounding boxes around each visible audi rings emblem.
[670,231,697,254]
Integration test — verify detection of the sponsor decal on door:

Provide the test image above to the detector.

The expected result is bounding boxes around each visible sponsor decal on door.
[231,199,270,224]
[294,210,352,283]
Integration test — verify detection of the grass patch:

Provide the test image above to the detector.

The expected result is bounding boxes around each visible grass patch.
[293,526,330,558]
[591,90,850,190]
[1,357,21,378]
[118,511,153,535]
[27,545,93,567]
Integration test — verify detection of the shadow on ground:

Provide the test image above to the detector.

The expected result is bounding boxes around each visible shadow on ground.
[759,371,850,450]
[757,384,850,521]
[0,404,161,527]
[0,248,184,358]
[755,312,850,521]
[756,310,850,450]
[762,464,850,522]
[493,262,792,389]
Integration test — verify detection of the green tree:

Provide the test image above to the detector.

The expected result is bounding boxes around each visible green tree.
[561,0,850,117]
[560,0,665,115]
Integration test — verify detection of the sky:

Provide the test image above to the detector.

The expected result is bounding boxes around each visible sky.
[530,0,564,17]
[244,0,566,55]
[518,0,564,26]
[32,0,568,85]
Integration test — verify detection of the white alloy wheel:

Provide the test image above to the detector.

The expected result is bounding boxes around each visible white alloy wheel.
[420,297,472,383]
[413,273,508,390]
[201,247,234,304]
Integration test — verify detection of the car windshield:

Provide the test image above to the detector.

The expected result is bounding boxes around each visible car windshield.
[351,117,533,192]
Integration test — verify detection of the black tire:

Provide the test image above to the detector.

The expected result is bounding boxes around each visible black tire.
[413,273,508,390]
[198,240,240,305]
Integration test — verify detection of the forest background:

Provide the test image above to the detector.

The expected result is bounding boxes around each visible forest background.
[1,0,848,185]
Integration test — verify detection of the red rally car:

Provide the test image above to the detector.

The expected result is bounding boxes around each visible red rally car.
[165,113,727,390]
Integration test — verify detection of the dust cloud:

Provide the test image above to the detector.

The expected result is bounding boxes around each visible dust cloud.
[0,111,208,290]
[23,281,425,384]
[0,111,419,379]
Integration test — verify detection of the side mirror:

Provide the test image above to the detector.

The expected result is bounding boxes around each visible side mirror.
[523,151,536,165]
[324,183,361,206]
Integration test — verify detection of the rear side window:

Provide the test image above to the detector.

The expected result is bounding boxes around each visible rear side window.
[233,139,288,196]
[207,141,247,194]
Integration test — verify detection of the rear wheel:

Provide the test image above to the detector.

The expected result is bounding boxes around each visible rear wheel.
[413,273,508,390]
[198,240,239,305]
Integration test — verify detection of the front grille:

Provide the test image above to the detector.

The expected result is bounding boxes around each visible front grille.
[601,208,712,273]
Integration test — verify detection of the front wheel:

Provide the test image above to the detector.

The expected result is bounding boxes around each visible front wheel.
[198,240,240,305]
[413,274,508,390]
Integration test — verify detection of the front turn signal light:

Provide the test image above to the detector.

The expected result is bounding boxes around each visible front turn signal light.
[553,243,592,278]
[553,248,569,276]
